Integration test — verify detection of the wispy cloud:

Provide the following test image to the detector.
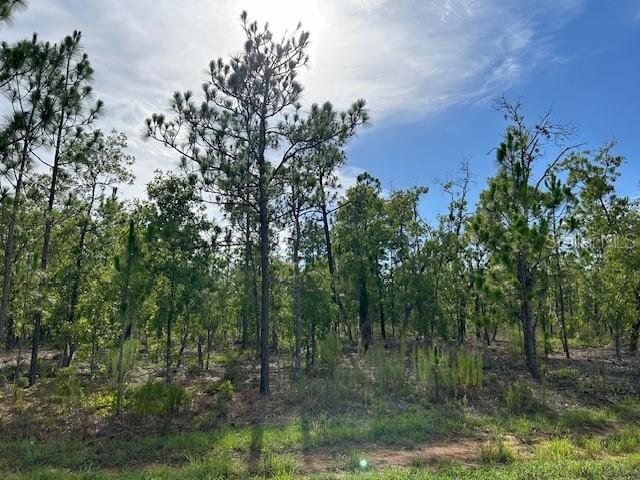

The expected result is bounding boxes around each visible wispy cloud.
[3,0,583,198]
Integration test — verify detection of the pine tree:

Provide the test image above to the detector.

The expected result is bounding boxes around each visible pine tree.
[146,11,367,394]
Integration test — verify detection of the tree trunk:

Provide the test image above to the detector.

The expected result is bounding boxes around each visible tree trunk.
[553,236,570,358]
[241,215,251,350]
[614,324,622,361]
[630,293,640,354]
[258,163,270,395]
[165,271,175,384]
[63,182,97,367]
[177,325,189,369]
[358,273,371,351]
[293,215,302,379]
[197,335,204,369]
[0,129,32,348]
[319,179,346,335]
[205,326,212,371]
[457,297,466,345]
[29,150,61,385]
[29,48,73,385]
[517,257,540,380]
[375,266,386,340]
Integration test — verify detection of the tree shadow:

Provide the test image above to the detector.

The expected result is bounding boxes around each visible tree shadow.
[300,412,311,452]
[247,412,265,474]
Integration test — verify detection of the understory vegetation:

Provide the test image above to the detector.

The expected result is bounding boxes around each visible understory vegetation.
[0,2,639,479]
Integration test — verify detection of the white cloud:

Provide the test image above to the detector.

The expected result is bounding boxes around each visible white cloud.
[3,0,583,199]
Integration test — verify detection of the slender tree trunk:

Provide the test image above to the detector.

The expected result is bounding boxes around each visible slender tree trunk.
[115,318,128,416]
[614,324,622,361]
[311,317,316,366]
[89,323,98,378]
[358,273,371,351]
[114,225,134,416]
[552,224,570,358]
[177,322,189,369]
[165,271,175,384]
[14,327,22,385]
[62,183,97,367]
[241,216,251,350]
[319,180,346,335]
[629,293,640,354]
[29,51,73,385]
[205,326,212,371]
[0,131,32,348]
[293,215,302,379]
[457,297,466,345]
[197,335,203,369]
[375,266,386,340]
[29,148,62,385]
[257,151,270,395]
[517,257,540,380]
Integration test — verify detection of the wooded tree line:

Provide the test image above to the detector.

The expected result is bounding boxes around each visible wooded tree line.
[1,7,638,395]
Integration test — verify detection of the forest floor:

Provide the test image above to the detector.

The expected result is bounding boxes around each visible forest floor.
[1,338,640,479]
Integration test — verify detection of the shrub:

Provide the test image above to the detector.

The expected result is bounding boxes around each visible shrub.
[454,349,483,397]
[414,345,452,400]
[292,357,368,411]
[368,344,405,394]
[414,346,482,401]
[535,438,577,460]
[129,381,191,417]
[506,327,524,360]
[318,334,341,378]
[52,367,84,411]
[186,360,202,376]
[480,439,515,464]
[222,356,244,386]
[603,426,640,454]
[209,379,234,420]
[107,339,138,415]
[505,379,541,414]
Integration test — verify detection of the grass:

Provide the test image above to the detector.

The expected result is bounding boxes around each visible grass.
[3,403,638,478]
[4,456,640,479]
[479,439,515,464]
[2,343,640,479]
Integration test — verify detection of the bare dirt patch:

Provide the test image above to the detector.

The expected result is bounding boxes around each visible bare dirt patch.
[301,438,490,474]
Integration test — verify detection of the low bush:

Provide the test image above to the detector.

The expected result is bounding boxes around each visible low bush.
[535,438,578,460]
[222,356,244,386]
[129,381,191,417]
[368,344,405,394]
[505,379,542,415]
[52,367,84,411]
[480,439,515,464]
[318,334,342,378]
[506,327,524,360]
[414,346,483,401]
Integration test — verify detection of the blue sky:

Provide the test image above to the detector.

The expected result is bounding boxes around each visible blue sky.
[346,0,640,219]
[4,0,639,221]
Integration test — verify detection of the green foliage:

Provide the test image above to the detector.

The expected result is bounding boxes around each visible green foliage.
[480,439,515,464]
[107,338,138,415]
[506,327,524,360]
[453,349,483,397]
[129,381,191,418]
[222,355,245,386]
[198,379,234,424]
[505,379,542,415]
[535,438,578,461]
[52,367,84,410]
[413,346,483,400]
[318,334,342,377]
[367,344,405,393]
